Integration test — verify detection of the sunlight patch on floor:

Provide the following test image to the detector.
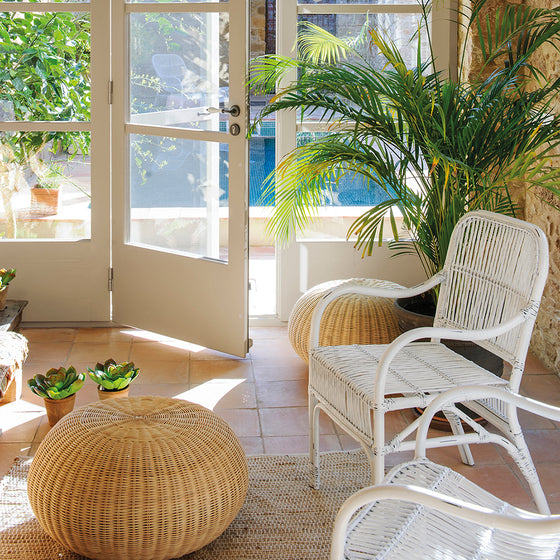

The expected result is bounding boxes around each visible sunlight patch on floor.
[174,379,245,410]
[120,329,206,352]
[0,401,45,433]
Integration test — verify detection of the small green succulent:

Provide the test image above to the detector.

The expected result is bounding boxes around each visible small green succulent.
[0,268,16,289]
[28,366,85,400]
[88,359,139,391]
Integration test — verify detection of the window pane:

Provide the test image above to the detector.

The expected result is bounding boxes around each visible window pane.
[129,12,229,133]
[0,12,90,121]
[0,132,91,240]
[299,0,419,4]
[129,134,229,262]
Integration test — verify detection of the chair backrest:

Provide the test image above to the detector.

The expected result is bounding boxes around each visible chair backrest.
[435,211,549,371]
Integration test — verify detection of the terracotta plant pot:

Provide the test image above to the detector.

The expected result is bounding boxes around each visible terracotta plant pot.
[97,386,130,400]
[30,187,59,216]
[0,287,8,311]
[44,394,76,427]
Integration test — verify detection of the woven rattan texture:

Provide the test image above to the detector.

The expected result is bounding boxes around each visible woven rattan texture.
[341,459,560,560]
[2,451,371,560]
[288,278,402,363]
[26,396,249,560]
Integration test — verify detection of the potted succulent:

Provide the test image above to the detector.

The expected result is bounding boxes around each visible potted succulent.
[88,358,139,400]
[0,268,16,311]
[30,162,65,216]
[28,366,85,427]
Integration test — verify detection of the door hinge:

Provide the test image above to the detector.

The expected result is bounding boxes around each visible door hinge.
[108,267,114,292]
[108,80,113,105]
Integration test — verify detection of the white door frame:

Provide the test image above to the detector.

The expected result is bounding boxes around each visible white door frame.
[111,0,250,357]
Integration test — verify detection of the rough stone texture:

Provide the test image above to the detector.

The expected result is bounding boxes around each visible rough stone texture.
[460,0,560,373]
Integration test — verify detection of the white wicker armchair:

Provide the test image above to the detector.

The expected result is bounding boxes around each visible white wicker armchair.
[309,211,550,512]
[330,387,560,560]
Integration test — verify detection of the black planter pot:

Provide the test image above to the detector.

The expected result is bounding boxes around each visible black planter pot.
[393,297,503,430]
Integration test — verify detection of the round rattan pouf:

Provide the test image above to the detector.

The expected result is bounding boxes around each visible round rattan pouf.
[288,278,402,363]
[27,396,249,560]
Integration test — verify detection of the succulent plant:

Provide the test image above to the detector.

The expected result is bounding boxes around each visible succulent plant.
[28,366,85,400]
[88,359,139,391]
[0,268,16,289]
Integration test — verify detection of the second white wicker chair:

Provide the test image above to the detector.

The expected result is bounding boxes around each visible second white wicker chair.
[330,387,560,560]
[309,211,550,512]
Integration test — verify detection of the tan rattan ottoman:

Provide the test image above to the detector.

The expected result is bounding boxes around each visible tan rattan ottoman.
[27,396,249,560]
[289,278,402,363]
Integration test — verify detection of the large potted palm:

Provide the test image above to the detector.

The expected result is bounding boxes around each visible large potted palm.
[249,0,560,307]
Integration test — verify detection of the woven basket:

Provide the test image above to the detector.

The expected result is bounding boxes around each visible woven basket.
[288,278,402,363]
[27,396,249,560]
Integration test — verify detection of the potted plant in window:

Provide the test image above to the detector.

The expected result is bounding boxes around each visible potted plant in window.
[0,268,16,311]
[88,359,140,400]
[249,1,560,310]
[27,366,85,427]
[30,161,65,216]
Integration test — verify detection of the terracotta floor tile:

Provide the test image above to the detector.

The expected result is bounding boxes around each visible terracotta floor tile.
[190,360,254,384]
[211,382,257,410]
[259,406,336,437]
[191,347,249,361]
[520,374,560,406]
[0,411,43,442]
[3,324,560,520]
[215,408,261,438]
[20,327,76,343]
[74,327,136,343]
[256,379,308,408]
[263,434,341,454]
[238,436,264,455]
[521,430,560,464]
[129,340,191,363]
[524,352,554,375]
[451,463,533,509]
[25,341,73,364]
[253,362,308,382]
[0,443,33,477]
[66,341,132,364]
[131,360,189,385]
[131,383,190,400]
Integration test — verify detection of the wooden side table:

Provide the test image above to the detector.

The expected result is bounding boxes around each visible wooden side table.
[0,299,28,332]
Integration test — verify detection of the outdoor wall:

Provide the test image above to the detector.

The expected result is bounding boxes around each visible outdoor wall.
[523,0,560,372]
[460,0,560,373]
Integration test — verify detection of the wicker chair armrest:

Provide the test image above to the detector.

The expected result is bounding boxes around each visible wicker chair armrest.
[372,307,530,399]
[330,480,560,560]
[415,386,560,459]
[309,272,446,349]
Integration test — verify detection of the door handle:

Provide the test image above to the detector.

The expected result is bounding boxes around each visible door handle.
[207,105,241,117]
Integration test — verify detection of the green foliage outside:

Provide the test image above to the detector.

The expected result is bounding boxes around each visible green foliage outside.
[250,1,560,285]
[0,10,90,237]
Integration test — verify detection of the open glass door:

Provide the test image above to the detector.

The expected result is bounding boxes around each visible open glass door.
[112,0,249,357]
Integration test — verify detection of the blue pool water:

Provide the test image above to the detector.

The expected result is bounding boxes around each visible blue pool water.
[130,124,389,209]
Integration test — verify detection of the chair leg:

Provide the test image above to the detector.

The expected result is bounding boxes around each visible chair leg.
[442,410,475,466]
[510,432,550,514]
[309,391,321,489]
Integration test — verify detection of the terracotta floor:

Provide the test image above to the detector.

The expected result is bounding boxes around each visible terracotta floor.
[1,325,560,514]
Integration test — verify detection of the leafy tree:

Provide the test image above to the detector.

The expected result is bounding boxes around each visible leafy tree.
[0,10,90,237]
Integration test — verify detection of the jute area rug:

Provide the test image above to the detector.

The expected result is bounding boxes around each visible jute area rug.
[0,450,370,560]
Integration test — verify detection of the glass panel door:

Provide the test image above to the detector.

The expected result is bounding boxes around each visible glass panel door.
[112,0,249,357]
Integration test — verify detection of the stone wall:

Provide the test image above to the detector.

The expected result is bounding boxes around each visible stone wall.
[460,0,560,372]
